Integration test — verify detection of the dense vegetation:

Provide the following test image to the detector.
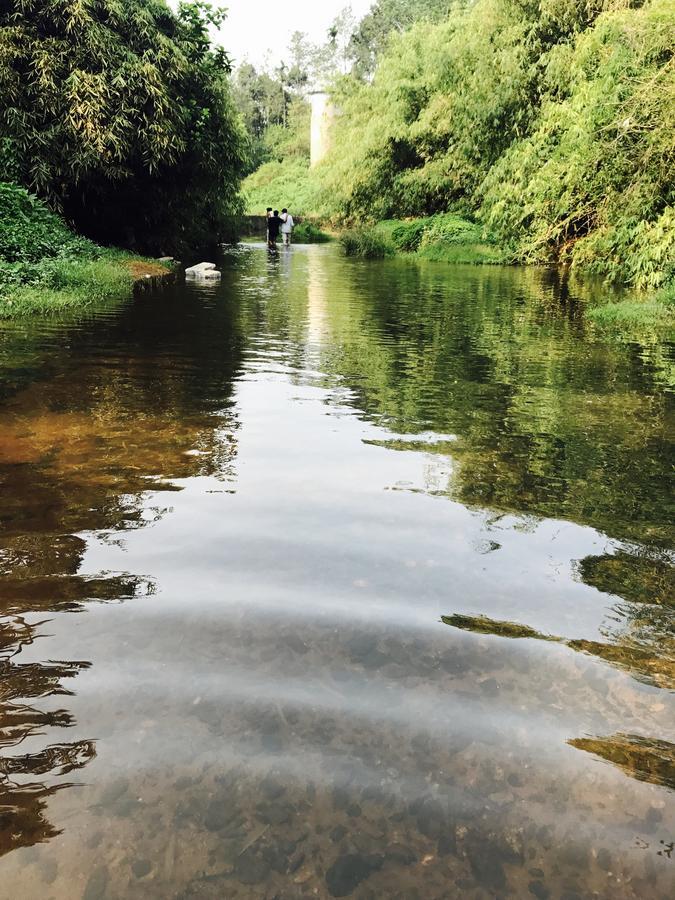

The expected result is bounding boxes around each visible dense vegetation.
[342,215,506,263]
[348,0,454,77]
[0,181,165,318]
[240,99,313,214]
[242,0,674,306]
[0,0,246,254]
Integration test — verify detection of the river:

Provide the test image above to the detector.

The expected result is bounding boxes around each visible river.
[0,244,673,899]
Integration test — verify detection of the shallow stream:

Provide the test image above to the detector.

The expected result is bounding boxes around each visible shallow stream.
[0,245,673,898]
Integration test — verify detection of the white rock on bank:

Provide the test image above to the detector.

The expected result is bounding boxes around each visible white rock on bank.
[185,262,221,279]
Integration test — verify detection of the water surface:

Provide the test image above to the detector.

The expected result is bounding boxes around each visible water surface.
[0,245,673,899]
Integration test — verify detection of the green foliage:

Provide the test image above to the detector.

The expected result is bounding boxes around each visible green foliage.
[375,214,508,263]
[0,0,246,254]
[308,0,673,291]
[0,181,155,318]
[0,182,96,263]
[389,220,428,252]
[231,62,298,174]
[262,101,311,163]
[293,223,331,243]
[243,157,316,215]
[340,228,395,258]
[480,0,675,288]
[587,281,675,333]
[416,214,507,263]
[240,95,314,215]
[349,0,456,77]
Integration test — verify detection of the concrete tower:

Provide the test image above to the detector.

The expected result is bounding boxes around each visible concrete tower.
[309,92,338,168]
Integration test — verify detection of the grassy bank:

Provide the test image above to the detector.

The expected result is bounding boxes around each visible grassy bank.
[0,183,171,320]
[341,214,507,264]
[587,283,675,334]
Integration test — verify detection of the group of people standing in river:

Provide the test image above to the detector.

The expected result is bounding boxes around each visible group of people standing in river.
[266,207,294,249]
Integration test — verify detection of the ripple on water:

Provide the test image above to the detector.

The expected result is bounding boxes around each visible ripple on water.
[0,244,673,898]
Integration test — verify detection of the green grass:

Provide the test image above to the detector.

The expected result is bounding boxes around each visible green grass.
[371,214,508,264]
[416,241,507,265]
[292,222,332,244]
[0,251,172,320]
[0,182,171,319]
[0,255,131,319]
[587,283,675,333]
[340,228,395,259]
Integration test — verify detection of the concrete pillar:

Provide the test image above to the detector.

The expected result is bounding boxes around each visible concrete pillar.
[310,92,337,168]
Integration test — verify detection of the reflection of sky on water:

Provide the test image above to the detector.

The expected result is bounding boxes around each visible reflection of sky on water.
[1,244,672,897]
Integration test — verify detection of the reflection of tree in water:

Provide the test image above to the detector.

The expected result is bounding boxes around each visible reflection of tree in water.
[0,281,244,855]
[568,734,675,792]
[442,547,674,690]
[0,573,151,857]
[0,740,97,857]
[309,258,672,547]
[443,545,674,789]
[573,549,674,689]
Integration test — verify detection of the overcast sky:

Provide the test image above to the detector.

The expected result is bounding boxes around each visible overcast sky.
[219,1,374,67]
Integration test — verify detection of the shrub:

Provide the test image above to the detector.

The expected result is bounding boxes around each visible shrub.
[340,228,395,258]
[293,223,331,243]
[373,214,507,264]
[390,220,427,252]
[0,182,97,263]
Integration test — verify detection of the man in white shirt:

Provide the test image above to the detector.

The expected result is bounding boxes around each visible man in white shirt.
[280,208,294,246]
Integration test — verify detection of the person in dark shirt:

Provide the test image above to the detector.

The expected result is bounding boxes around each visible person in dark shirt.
[268,210,283,248]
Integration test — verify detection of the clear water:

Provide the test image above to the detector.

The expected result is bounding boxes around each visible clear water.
[0,244,673,899]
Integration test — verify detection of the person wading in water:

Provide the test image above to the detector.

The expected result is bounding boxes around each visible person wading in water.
[267,210,283,249]
[280,208,295,246]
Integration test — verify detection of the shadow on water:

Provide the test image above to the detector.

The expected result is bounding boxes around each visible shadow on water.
[0,244,672,897]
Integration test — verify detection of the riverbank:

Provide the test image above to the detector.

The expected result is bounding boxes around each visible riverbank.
[341,215,507,265]
[0,183,174,320]
[0,250,175,320]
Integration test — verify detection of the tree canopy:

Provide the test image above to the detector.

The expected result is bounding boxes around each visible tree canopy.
[312,0,674,289]
[0,0,247,253]
[348,0,455,76]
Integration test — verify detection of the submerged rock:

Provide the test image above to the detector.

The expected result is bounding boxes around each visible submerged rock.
[325,853,383,897]
[82,866,109,900]
[131,859,152,879]
[234,850,271,885]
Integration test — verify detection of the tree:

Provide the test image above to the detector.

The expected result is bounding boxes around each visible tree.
[348,0,454,77]
[0,0,247,253]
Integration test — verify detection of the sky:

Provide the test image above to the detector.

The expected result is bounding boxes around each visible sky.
[217,1,375,67]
